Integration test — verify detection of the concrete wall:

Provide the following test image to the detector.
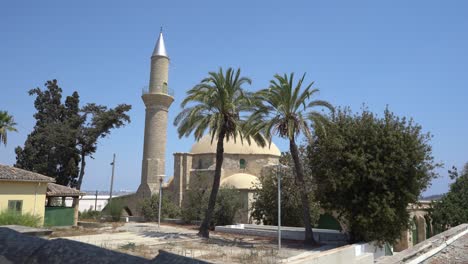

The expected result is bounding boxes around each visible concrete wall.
[215,224,348,245]
[64,195,118,212]
[0,181,47,224]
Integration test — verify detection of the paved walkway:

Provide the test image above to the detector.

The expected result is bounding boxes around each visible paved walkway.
[60,223,199,249]
[57,222,314,263]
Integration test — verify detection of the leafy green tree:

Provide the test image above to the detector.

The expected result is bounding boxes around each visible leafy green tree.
[251,151,321,227]
[15,80,131,188]
[430,163,468,233]
[15,80,81,186]
[248,73,333,245]
[76,103,131,190]
[174,67,264,238]
[308,107,440,243]
[0,111,18,146]
[141,193,181,221]
[181,187,242,227]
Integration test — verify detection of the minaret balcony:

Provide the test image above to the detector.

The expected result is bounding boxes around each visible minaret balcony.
[142,85,174,97]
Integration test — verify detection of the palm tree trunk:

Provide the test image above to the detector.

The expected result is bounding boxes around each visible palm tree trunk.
[198,128,226,238]
[76,151,86,190]
[289,137,317,246]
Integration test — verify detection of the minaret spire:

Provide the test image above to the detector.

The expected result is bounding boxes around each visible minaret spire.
[152,28,168,57]
[137,29,174,199]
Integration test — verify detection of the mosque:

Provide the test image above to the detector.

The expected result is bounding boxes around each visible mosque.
[120,31,281,223]
[117,31,436,251]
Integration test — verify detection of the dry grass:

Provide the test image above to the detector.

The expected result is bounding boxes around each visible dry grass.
[49,227,102,238]
[50,222,124,238]
[116,242,154,259]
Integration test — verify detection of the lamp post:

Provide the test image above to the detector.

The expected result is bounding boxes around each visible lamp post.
[277,163,282,251]
[158,177,163,228]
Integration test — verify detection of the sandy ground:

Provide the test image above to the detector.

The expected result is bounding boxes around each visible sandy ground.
[55,222,326,263]
[422,233,468,264]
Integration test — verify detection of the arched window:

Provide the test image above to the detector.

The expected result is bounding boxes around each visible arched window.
[239,159,246,169]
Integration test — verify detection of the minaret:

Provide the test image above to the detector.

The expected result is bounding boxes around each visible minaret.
[137,30,174,198]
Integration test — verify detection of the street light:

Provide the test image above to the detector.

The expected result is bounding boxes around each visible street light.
[277,163,287,251]
[158,177,163,228]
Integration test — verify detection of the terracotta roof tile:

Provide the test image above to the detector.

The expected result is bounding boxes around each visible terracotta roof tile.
[46,183,85,197]
[0,164,54,183]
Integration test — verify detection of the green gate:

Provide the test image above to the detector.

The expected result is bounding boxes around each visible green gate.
[411,217,418,245]
[44,207,75,226]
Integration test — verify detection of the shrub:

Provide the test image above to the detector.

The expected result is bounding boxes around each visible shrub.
[140,193,180,221]
[181,187,242,227]
[107,200,123,221]
[251,160,320,227]
[79,209,101,220]
[0,210,42,227]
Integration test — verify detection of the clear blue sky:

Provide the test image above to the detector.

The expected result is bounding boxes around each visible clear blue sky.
[1,0,467,195]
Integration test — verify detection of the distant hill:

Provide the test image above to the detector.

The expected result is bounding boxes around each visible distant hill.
[422,194,445,201]
[81,190,135,196]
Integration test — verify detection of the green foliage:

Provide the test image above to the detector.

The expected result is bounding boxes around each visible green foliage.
[0,110,18,146]
[252,152,320,227]
[140,193,180,221]
[309,107,440,243]
[79,209,101,220]
[15,79,131,188]
[181,187,242,227]
[108,200,123,222]
[0,211,41,227]
[248,73,333,142]
[15,80,81,186]
[431,163,468,233]
[174,67,262,145]
[213,187,243,226]
[76,103,131,189]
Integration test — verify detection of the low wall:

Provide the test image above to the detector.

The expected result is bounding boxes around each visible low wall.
[282,244,375,264]
[215,224,348,245]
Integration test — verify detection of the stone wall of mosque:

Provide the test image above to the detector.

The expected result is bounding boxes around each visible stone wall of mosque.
[190,153,279,179]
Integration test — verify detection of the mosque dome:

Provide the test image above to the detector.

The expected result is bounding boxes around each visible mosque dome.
[190,134,281,156]
[221,173,260,190]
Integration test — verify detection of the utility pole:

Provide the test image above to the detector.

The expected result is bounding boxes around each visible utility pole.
[95,190,98,211]
[109,154,116,208]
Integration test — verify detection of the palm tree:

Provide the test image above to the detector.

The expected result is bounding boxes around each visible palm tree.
[0,111,18,146]
[248,73,334,245]
[174,67,265,238]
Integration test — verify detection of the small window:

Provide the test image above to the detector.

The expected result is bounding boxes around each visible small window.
[198,159,203,169]
[240,159,246,169]
[8,200,23,214]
